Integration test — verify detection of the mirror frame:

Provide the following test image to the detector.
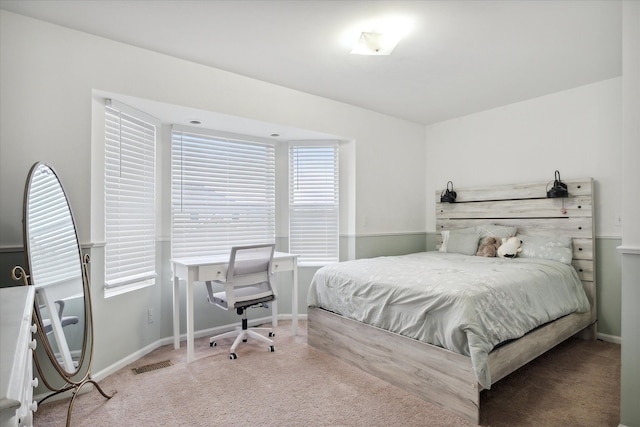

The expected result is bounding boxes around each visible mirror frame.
[13,162,113,423]
[22,162,91,380]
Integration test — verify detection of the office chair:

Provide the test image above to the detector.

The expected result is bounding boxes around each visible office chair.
[42,299,80,334]
[204,243,277,359]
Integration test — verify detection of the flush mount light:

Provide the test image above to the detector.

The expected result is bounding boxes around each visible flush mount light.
[346,15,411,56]
[351,31,401,55]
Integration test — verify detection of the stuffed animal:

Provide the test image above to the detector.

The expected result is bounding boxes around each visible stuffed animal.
[497,236,523,259]
[476,236,502,257]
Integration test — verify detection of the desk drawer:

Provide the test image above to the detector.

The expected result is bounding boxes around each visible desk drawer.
[198,264,227,281]
[272,258,294,272]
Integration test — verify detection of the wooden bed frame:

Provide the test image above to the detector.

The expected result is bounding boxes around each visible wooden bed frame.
[307,178,596,424]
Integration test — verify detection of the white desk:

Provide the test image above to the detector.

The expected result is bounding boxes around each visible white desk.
[172,252,298,363]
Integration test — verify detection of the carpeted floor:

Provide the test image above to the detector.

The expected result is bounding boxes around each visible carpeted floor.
[34,321,620,426]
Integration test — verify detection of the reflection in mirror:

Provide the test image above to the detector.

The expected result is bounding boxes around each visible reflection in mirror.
[16,162,114,426]
[26,164,85,375]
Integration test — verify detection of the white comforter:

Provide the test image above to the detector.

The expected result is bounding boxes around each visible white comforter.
[307,251,590,388]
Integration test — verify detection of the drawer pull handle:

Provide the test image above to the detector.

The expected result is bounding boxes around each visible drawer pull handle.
[29,400,38,412]
[32,377,39,388]
[29,339,37,350]
[31,323,38,333]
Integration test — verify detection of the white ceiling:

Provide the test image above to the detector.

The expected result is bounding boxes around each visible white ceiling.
[0,0,622,127]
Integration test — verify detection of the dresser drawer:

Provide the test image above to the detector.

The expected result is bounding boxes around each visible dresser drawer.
[0,286,37,427]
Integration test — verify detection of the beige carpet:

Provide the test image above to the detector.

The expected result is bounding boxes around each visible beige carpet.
[34,321,620,426]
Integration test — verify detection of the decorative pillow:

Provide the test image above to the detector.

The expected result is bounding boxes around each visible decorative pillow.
[439,227,477,252]
[444,230,480,255]
[476,224,518,239]
[518,234,573,265]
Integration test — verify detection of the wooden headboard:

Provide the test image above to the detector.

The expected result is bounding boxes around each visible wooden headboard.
[435,178,596,326]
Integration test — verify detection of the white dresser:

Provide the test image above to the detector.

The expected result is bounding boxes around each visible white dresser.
[0,286,38,427]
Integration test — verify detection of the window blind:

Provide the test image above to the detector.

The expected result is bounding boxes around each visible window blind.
[171,128,275,258]
[104,101,157,289]
[27,167,83,287]
[289,143,339,265]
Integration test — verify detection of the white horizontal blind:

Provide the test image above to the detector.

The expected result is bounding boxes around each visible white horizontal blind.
[104,102,157,289]
[27,166,83,287]
[171,129,275,258]
[289,143,339,265]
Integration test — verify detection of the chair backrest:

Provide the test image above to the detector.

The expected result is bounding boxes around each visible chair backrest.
[227,243,275,287]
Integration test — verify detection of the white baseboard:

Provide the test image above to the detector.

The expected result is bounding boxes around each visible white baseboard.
[597,332,622,344]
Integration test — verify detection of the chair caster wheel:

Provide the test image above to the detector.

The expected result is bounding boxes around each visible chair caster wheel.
[268,332,275,337]
[268,345,275,352]
[242,338,248,343]
[210,341,217,347]
[229,353,238,360]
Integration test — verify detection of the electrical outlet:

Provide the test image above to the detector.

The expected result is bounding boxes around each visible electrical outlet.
[147,308,154,324]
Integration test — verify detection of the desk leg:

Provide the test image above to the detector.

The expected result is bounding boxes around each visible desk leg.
[186,278,195,363]
[172,269,180,350]
[292,258,298,336]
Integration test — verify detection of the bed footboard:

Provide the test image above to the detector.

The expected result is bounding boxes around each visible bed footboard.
[308,307,481,424]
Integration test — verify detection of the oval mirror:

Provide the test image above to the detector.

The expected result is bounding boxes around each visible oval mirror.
[17,162,113,424]
[23,162,88,377]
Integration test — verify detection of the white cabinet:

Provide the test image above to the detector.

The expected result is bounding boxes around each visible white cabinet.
[0,286,37,427]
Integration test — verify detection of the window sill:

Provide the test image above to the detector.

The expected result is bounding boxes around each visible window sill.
[104,280,155,298]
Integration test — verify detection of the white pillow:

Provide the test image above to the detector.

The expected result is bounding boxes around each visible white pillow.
[439,226,477,252]
[445,231,481,255]
[518,234,573,265]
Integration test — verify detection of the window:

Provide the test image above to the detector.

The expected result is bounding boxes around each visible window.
[171,127,275,258]
[104,100,157,291]
[289,143,339,265]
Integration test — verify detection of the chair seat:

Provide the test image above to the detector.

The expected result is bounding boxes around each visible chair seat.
[212,282,274,309]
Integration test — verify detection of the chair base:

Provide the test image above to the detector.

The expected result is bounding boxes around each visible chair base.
[209,321,275,358]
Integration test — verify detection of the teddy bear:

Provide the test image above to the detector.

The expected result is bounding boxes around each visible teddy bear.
[476,236,502,257]
[497,236,523,259]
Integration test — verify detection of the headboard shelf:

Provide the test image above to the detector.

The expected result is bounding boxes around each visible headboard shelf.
[442,178,593,203]
[438,197,593,219]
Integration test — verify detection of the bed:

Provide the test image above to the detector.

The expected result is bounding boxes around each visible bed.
[307,178,596,424]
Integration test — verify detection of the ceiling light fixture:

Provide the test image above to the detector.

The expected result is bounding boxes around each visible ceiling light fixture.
[346,15,411,56]
[351,31,401,55]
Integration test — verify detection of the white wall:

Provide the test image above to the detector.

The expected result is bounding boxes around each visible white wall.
[0,11,426,248]
[0,10,425,371]
[425,78,622,238]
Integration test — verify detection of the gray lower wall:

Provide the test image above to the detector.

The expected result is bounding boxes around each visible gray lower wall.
[596,237,622,338]
[0,249,26,286]
[0,234,623,387]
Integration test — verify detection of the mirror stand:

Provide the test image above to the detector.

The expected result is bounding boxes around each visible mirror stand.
[14,162,115,427]
[12,260,114,427]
